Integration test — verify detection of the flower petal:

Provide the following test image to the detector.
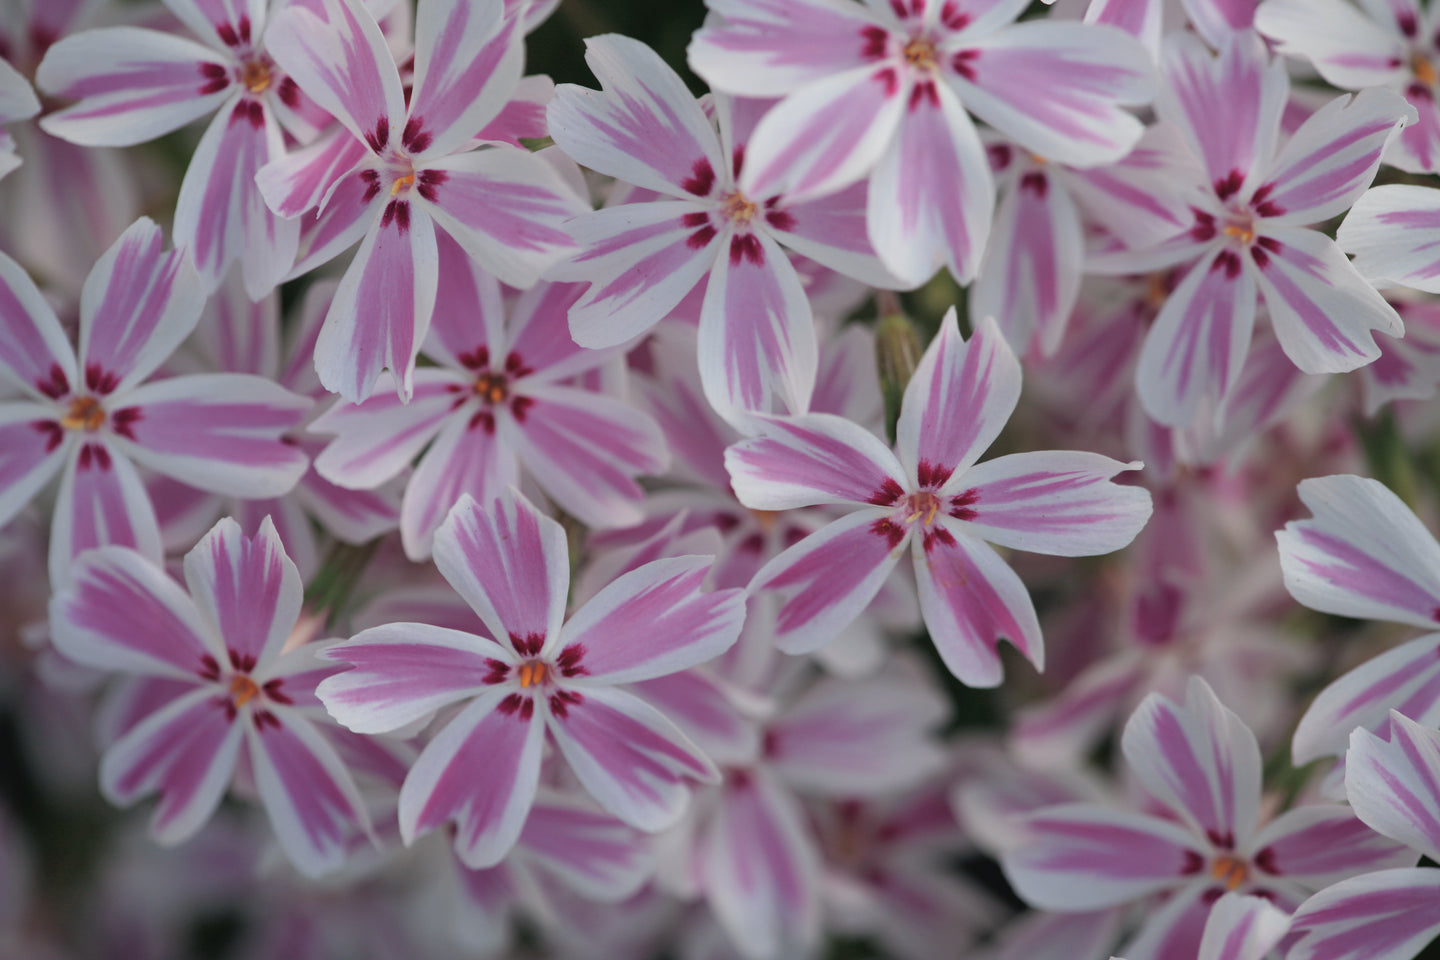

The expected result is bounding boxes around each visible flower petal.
[114,373,310,497]
[688,0,883,94]
[1345,712,1440,862]
[0,403,69,528]
[956,451,1151,556]
[431,490,569,654]
[398,685,545,868]
[1289,868,1440,960]
[50,439,162,587]
[182,516,301,673]
[1339,184,1440,294]
[0,249,76,401]
[546,684,716,832]
[1255,0,1406,92]
[399,402,518,560]
[36,28,233,146]
[309,369,464,488]
[896,311,1020,489]
[1248,802,1415,887]
[255,127,370,221]
[1198,893,1292,960]
[726,412,906,510]
[407,0,523,158]
[517,798,653,901]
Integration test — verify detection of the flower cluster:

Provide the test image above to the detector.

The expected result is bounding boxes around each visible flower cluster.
[6,0,1440,958]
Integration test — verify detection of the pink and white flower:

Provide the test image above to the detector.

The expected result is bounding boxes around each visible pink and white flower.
[727,310,1153,686]
[316,489,746,867]
[257,0,581,402]
[48,516,374,876]
[0,217,309,585]
[688,0,1155,285]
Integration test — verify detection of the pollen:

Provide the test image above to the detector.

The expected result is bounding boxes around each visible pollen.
[475,372,508,404]
[905,491,942,526]
[903,37,936,70]
[240,59,271,94]
[60,396,104,432]
[229,674,260,707]
[390,173,415,196]
[1414,53,1438,87]
[722,191,758,225]
[1210,854,1248,892]
[518,661,548,688]
[1222,222,1255,245]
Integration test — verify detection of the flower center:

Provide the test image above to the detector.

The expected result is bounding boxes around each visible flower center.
[1414,52,1438,87]
[722,191,758,225]
[517,660,548,688]
[390,173,415,196]
[229,674,260,707]
[903,36,936,70]
[1222,213,1256,246]
[60,395,105,432]
[1210,854,1248,892]
[240,58,271,93]
[475,372,508,405]
[903,490,943,527]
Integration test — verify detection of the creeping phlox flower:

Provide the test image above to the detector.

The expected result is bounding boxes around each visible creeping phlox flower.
[48,516,373,877]
[726,309,1153,687]
[257,0,581,402]
[547,34,905,421]
[316,489,746,867]
[309,256,666,560]
[36,0,323,297]
[688,0,1155,287]
[1002,677,1409,960]
[1099,32,1414,428]
[0,217,309,585]
[1276,475,1440,767]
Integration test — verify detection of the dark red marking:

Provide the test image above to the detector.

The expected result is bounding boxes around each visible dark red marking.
[682,158,716,197]
[949,488,979,522]
[871,517,907,549]
[1020,170,1048,197]
[401,116,432,153]
[110,407,141,441]
[365,116,390,153]
[729,233,764,266]
[555,645,588,678]
[860,25,888,61]
[36,363,69,399]
[416,169,447,203]
[916,460,953,489]
[950,49,979,81]
[867,477,905,506]
[261,678,292,704]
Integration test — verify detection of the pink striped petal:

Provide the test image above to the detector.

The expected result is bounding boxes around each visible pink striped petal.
[868,78,992,286]
[1120,882,1231,960]
[1294,636,1440,766]
[0,403,68,528]
[771,181,903,289]
[191,271,279,377]
[419,147,580,288]
[51,544,218,679]
[1278,474,1440,631]
[1288,868,1440,960]
[696,227,817,418]
[431,490,569,654]
[1065,122,1198,250]
[407,0,522,158]
[766,674,947,795]
[518,798,652,901]
[173,97,298,298]
[505,281,611,384]
[956,451,1151,556]
[1255,0,1405,92]
[688,0,883,94]
[1391,88,1440,175]
[914,524,1042,687]
[398,685,546,867]
[726,413,906,509]
[421,231,505,372]
[552,201,723,349]
[752,508,907,655]
[952,21,1152,168]
[263,0,406,153]
[630,669,755,766]
[897,311,1020,489]
[1086,0,1163,54]
[1247,802,1415,886]
[78,218,208,396]
[50,439,162,586]
[315,202,439,403]
[1002,803,1200,910]
[548,34,726,200]
[555,557,743,685]
[1198,893,1291,960]
[285,168,379,280]
[1339,184,1440,293]
[1156,32,1287,198]
[1347,713,1440,861]
[1259,88,1412,227]
[546,684,716,832]
[99,685,244,844]
[1183,0,1257,46]
[310,369,464,488]
[1013,652,1147,764]
[0,56,38,127]
[739,63,906,204]
[246,705,371,877]
[255,127,369,220]
[400,405,518,560]
[507,384,666,529]
[115,373,310,497]
[701,767,821,960]
[0,249,76,400]
[36,28,233,146]
[181,516,300,672]
[163,0,263,48]
[294,468,401,545]
[475,73,553,146]
[318,623,510,734]
[971,163,1083,355]
[1121,676,1261,844]
[1135,246,1257,429]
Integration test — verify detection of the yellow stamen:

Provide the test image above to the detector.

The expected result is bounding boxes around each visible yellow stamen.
[390,173,415,196]
[230,674,260,707]
[903,37,936,70]
[751,510,779,533]
[518,661,548,688]
[1415,53,1438,87]
[474,373,507,404]
[241,60,271,94]
[723,191,758,224]
[60,395,104,432]
[906,491,941,525]
[1145,272,1169,309]
[1223,223,1255,245]
[1210,855,1248,892]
